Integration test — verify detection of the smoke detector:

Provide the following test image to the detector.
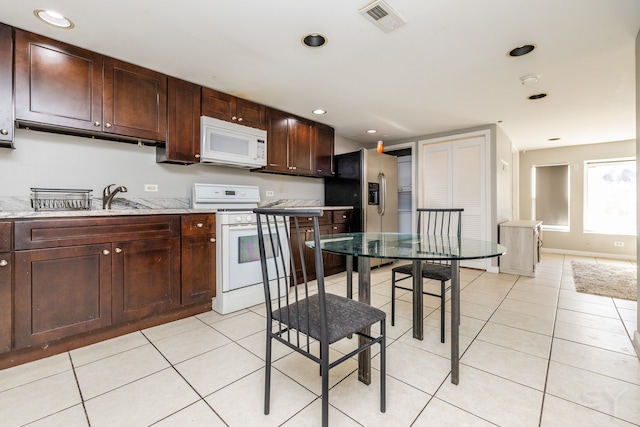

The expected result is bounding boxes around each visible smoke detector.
[359,0,406,33]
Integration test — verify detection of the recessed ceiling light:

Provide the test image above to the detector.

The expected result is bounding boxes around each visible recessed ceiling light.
[520,74,540,85]
[34,9,74,29]
[302,33,328,48]
[312,109,326,115]
[366,129,377,134]
[528,93,547,100]
[508,44,536,57]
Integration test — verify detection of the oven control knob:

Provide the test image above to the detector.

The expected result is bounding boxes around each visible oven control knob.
[235,215,242,222]
[246,215,253,222]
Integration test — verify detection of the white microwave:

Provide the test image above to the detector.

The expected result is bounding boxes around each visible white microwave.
[200,116,267,168]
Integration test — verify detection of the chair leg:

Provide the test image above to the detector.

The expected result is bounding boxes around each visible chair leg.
[264,334,272,415]
[380,319,386,413]
[321,342,330,427]
[440,280,446,344]
[391,271,396,326]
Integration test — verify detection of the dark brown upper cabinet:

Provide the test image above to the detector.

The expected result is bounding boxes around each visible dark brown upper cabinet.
[314,123,335,177]
[157,77,202,164]
[102,57,167,141]
[262,108,314,176]
[201,87,266,130]
[0,24,14,148]
[14,29,167,143]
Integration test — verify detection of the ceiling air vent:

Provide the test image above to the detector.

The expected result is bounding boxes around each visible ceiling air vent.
[359,0,406,33]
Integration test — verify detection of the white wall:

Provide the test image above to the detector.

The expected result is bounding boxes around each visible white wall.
[0,129,326,202]
[519,139,636,258]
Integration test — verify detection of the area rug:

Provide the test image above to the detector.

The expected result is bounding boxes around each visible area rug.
[571,261,637,301]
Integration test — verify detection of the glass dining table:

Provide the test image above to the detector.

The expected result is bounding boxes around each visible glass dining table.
[309,232,506,385]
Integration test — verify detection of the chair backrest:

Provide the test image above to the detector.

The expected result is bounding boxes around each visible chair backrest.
[417,208,463,263]
[254,208,329,350]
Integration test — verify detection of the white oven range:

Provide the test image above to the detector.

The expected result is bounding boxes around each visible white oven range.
[192,183,289,314]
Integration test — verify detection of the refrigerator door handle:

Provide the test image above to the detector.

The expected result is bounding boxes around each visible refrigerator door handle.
[378,172,386,216]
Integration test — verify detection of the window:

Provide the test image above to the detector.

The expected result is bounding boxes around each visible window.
[584,159,636,235]
[532,164,569,230]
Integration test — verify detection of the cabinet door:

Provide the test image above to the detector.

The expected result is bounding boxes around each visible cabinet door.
[0,24,13,147]
[181,234,216,305]
[14,29,103,132]
[325,223,349,275]
[201,87,235,121]
[234,97,266,129]
[103,57,167,141]
[265,108,290,173]
[158,77,201,164]
[14,244,112,348]
[201,87,266,129]
[0,252,11,353]
[112,238,180,322]
[314,124,335,177]
[288,117,314,175]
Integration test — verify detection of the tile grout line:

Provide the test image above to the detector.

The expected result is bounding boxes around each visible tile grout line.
[537,254,566,427]
[68,351,93,427]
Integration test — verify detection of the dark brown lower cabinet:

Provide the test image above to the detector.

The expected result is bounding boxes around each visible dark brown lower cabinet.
[14,244,112,348]
[291,209,352,283]
[112,238,181,323]
[0,251,11,353]
[12,215,182,350]
[181,214,216,305]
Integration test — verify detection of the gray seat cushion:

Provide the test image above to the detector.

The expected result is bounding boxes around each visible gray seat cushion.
[273,293,386,344]
[393,262,451,282]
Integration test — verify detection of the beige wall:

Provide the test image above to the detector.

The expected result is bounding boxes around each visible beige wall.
[0,128,326,201]
[519,140,636,257]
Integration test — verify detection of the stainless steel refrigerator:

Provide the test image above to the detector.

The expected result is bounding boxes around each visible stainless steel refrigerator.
[325,148,398,268]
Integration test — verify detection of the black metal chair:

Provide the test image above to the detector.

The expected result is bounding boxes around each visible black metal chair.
[391,208,463,343]
[255,208,386,427]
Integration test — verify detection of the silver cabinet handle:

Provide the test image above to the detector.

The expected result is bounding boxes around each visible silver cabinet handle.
[210,237,216,243]
[231,116,237,121]
[0,260,7,267]
[94,121,101,127]
[196,223,204,228]
[105,123,112,129]
[103,249,110,255]
[115,247,122,253]
[237,117,243,122]
[195,154,201,158]
[0,129,8,135]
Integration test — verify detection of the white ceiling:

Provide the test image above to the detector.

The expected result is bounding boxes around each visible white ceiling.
[1,0,639,151]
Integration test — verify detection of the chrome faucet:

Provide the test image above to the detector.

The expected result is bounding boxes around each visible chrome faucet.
[103,184,128,209]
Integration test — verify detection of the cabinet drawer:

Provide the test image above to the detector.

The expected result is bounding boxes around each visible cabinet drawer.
[15,215,180,250]
[181,214,215,236]
[332,210,352,224]
[0,222,10,252]
[291,212,331,228]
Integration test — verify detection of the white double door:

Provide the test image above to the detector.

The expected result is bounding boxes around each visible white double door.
[418,130,491,270]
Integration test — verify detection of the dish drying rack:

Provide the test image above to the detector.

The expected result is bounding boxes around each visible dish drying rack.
[31,188,93,211]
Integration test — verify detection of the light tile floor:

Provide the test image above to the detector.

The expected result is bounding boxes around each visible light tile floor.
[1,253,639,426]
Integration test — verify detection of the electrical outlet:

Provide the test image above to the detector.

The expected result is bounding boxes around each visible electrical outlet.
[614,242,624,247]
[266,190,274,197]
[144,184,158,192]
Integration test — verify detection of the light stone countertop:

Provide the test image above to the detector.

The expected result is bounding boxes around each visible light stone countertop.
[0,197,353,219]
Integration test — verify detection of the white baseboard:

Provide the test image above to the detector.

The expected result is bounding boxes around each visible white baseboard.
[541,248,637,262]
